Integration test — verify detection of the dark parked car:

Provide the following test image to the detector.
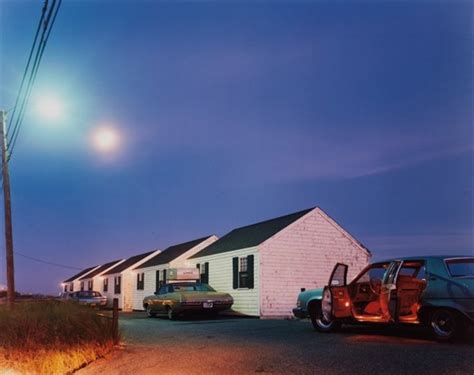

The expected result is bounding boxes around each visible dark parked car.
[294,256,473,340]
[60,290,107,307]
[143,282,233,319]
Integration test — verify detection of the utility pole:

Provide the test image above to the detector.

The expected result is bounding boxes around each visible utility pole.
[0,110,15,308]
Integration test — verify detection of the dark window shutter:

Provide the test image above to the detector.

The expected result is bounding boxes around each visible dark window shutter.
[247,255,254,289]
[203,262,209,284]
[137,273,140,290]
[197,263,200,271]
[232,257,239,289]
[163,269,167,284]
[155,270,160,292]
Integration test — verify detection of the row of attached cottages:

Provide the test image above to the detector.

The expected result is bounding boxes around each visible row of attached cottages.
[62,207,371,318]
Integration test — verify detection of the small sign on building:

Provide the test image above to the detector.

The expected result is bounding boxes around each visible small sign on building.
[167,268,200,281]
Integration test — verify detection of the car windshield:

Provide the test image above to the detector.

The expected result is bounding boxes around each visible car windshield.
[446,258,474,278]
[168,283,216,292]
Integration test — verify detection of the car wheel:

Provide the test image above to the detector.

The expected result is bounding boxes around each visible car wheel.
[146,304,156,318]
[430,308,466,341]
[310,303,341,333]
[167,306,177,320]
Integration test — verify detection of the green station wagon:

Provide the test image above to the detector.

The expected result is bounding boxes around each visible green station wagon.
[143,282,234,320]
[294,256,474,340]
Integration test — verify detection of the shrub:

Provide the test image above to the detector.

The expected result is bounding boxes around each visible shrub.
[0,300,116,349]
[0,301,117,373]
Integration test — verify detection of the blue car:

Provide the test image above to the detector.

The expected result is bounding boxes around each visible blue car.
[294,255,473,340]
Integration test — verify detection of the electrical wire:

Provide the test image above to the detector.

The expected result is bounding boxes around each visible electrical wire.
[7,0,62,162]
[15,251,83,270]
[7,0,58,158]
[5,0,48,140]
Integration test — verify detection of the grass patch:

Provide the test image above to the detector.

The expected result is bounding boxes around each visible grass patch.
[0,301,117,374]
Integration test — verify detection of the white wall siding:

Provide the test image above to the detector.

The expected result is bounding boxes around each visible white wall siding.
[101,274,123,309]
[132,265,169,310]
[259,209,370,318]
[186,247,260,316]
[122,271,135,310]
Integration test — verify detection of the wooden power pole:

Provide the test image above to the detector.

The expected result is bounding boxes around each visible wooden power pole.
[0,110,15,308]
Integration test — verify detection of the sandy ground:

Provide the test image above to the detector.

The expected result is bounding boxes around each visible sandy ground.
[77,312,474,375]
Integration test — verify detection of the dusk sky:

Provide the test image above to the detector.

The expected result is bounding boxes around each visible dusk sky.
[0,1,472,294]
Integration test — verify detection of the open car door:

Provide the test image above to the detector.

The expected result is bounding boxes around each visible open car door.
[379,260,403,322]
[322,263,352,321]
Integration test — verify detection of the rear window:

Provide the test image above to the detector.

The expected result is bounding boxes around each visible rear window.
[445,258,474,278]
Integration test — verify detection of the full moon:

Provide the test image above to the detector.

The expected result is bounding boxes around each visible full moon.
[91,126,121,153]
[36,95,64,121]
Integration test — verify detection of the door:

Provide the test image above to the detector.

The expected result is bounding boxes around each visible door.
[322,263,352,320]
[380,260,402,322]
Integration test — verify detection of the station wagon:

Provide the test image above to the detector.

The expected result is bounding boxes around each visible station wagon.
[295,255,473,340]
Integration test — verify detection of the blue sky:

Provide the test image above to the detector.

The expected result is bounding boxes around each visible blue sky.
[0,1,472,293]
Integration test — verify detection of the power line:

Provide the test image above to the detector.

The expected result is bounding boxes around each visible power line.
[7,0,63,162]
[8,0,59,159]
[14,251,82,270]
[5,1,48,140]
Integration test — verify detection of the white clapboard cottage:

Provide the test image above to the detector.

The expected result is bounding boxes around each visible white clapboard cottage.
[186,207,371,318]
[100,250,161,311]
[62,265,100,293]
[78,259,125,293]
[132,235,218,310]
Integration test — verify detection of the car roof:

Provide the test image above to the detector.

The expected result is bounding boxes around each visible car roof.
[376,255,472,263]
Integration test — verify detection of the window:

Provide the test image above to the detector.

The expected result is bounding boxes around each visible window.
[63,284,67,292]
[233,255,254,289]
[446,258,474,278]
[158,285,167,295]
[239,257,248,288]
[87,280,93,291]
[103,278,108,292]
[354,263,390,284]
[168,282,215,292]
[398,261,426,280]
[137,272,145,290]
[80,281,84,291]
[114,276,121,294]
[69,283,73,292]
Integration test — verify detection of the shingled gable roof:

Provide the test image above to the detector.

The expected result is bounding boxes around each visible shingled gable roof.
[102,250,157,276]
[79,259,124,280]
[63,265,99,283]
[135,236,213,270]
[188,208,314,259]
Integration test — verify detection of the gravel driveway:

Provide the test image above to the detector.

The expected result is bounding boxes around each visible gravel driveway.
[77,312,474,374]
